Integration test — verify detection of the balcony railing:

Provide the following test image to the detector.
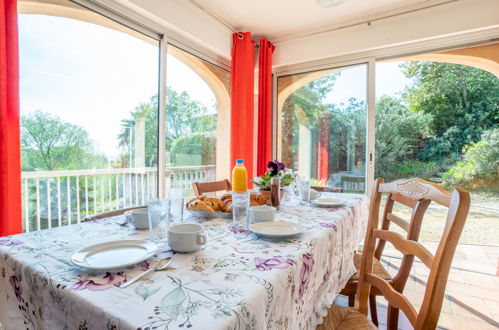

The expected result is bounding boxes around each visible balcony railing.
[21,165,216,232]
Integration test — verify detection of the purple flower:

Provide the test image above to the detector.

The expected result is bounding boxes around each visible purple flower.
[319,222,337,231]
[298,253,314,299]
[230,227,252,234]
[267,160,285,176]
[71,272,128,291]
[323,269,331,284]
[0,239,23,247]
[254,256,295,271]
[9,275,22,301]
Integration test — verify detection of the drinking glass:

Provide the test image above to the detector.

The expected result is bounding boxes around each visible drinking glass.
[169,188,184,223]
[148,199,170,244]
[298,178,311,202]
[232,191,249,231]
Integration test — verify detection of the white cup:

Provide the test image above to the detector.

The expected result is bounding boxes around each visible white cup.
[167,223,207,253]
[248,205,276,223]
[130,208,149,229]
[309,189,321,201]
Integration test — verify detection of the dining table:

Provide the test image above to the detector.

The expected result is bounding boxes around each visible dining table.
[0,193,368,330]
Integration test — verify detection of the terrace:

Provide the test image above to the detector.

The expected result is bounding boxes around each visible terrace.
[1,0,498,329]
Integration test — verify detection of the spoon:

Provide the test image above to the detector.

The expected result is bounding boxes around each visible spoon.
[120,257,173,289]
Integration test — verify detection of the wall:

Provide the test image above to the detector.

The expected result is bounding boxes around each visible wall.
[272,0,499,69]
[117,0,233,60]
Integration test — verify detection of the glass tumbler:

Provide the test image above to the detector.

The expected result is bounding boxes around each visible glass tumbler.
[148,199,170,244]
[232,191,249,231]
[169,188,184,223]
[298,178,311,202]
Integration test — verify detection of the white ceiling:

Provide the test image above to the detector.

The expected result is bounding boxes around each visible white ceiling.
[190,0,454,41]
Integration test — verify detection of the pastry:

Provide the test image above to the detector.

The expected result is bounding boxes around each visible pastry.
[189,200,215,212]
[220,193,232,201]
[205,197,223,211]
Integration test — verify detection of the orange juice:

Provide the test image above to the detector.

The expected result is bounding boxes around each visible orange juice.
[232,159,247,192]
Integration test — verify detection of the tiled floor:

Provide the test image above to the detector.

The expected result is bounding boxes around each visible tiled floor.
[336,243,499,330]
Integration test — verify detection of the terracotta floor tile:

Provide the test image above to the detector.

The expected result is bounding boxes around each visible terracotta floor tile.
[447,294,495,322]
[484,299,499,318]
[460,270,498,289]
[445,282,499,302]
[438,312,499,330]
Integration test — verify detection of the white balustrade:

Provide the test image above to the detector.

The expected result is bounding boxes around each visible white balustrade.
[21,165,216,232]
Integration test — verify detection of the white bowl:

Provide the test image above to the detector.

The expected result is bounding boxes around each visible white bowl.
[130,208,149,229]
[248,205,276,223]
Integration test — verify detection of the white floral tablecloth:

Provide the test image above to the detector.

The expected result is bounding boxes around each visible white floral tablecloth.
[0,193,367,330]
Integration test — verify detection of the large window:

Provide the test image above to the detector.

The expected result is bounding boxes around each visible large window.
[164,45,230,196]
[277,64,368,193]
[19,0,160,231]
[18,0,231,232]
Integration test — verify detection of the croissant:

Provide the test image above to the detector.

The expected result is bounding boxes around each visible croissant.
[205,198,223,211]
[222,200,233,213]
[189,200,215,212]
[220,193,232,201]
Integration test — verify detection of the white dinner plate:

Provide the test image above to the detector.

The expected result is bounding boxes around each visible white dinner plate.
[310,198,346,208]
[71,240,158,270]
[250,221,305,238]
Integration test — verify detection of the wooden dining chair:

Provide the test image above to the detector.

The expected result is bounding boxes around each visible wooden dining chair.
[83,206,146,222]
[192,179,232,196]
[340,178,432,325]
[318,177,470,330]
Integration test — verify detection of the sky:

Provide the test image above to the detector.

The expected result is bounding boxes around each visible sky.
[19,14,413,159]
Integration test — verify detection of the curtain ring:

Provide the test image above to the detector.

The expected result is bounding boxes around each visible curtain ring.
[238,33,244,40]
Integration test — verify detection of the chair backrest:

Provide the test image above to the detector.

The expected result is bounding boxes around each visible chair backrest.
[373,186,431,292]
[192,179,232,196]
[341,175,365,193]
[83,206,145,221]
[356,178,470,329]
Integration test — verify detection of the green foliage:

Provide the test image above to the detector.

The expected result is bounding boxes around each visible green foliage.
[403,61,499,160]
[21,111,106,171]
[374,95,432,180]
[170,131,216,166]
[118,87,215,167]
[444,128,499,185]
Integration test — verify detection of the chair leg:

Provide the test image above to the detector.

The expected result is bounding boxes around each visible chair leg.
[348,294,355,307]
[369,295,378,326]
[386,305,400,330]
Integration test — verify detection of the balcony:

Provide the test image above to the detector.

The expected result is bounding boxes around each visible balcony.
[21,165,215,232]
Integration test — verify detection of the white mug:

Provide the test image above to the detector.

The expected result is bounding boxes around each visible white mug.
[167,223,207,253]
[130,208,149,229]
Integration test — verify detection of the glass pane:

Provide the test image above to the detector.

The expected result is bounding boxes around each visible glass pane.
[278,64,367,193]
[166,45,230,196]
[375,59,499,246]
[18,0,159,231]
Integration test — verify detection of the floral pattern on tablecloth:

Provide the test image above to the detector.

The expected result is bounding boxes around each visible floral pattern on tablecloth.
[0,193,367,330]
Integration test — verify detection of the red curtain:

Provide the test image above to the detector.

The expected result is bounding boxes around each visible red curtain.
[256,38,275,175]
[0,0,22,236]
[318,112,331,182]
[230,32,255,184]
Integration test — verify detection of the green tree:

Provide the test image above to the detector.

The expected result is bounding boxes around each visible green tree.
[374,95,432,180]
[21,111,106,171]
[403,61,499,160]
[117,88,214,167]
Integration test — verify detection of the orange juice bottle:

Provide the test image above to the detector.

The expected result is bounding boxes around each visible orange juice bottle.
[232,159,247,192]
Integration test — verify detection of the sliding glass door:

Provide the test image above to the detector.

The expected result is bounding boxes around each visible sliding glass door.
[276,63,370,193]
[18,0,160,231]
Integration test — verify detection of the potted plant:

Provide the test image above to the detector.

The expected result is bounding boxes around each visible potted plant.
[251,160,294,199]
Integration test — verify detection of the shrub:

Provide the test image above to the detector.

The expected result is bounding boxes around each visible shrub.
[444,128,499,186]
